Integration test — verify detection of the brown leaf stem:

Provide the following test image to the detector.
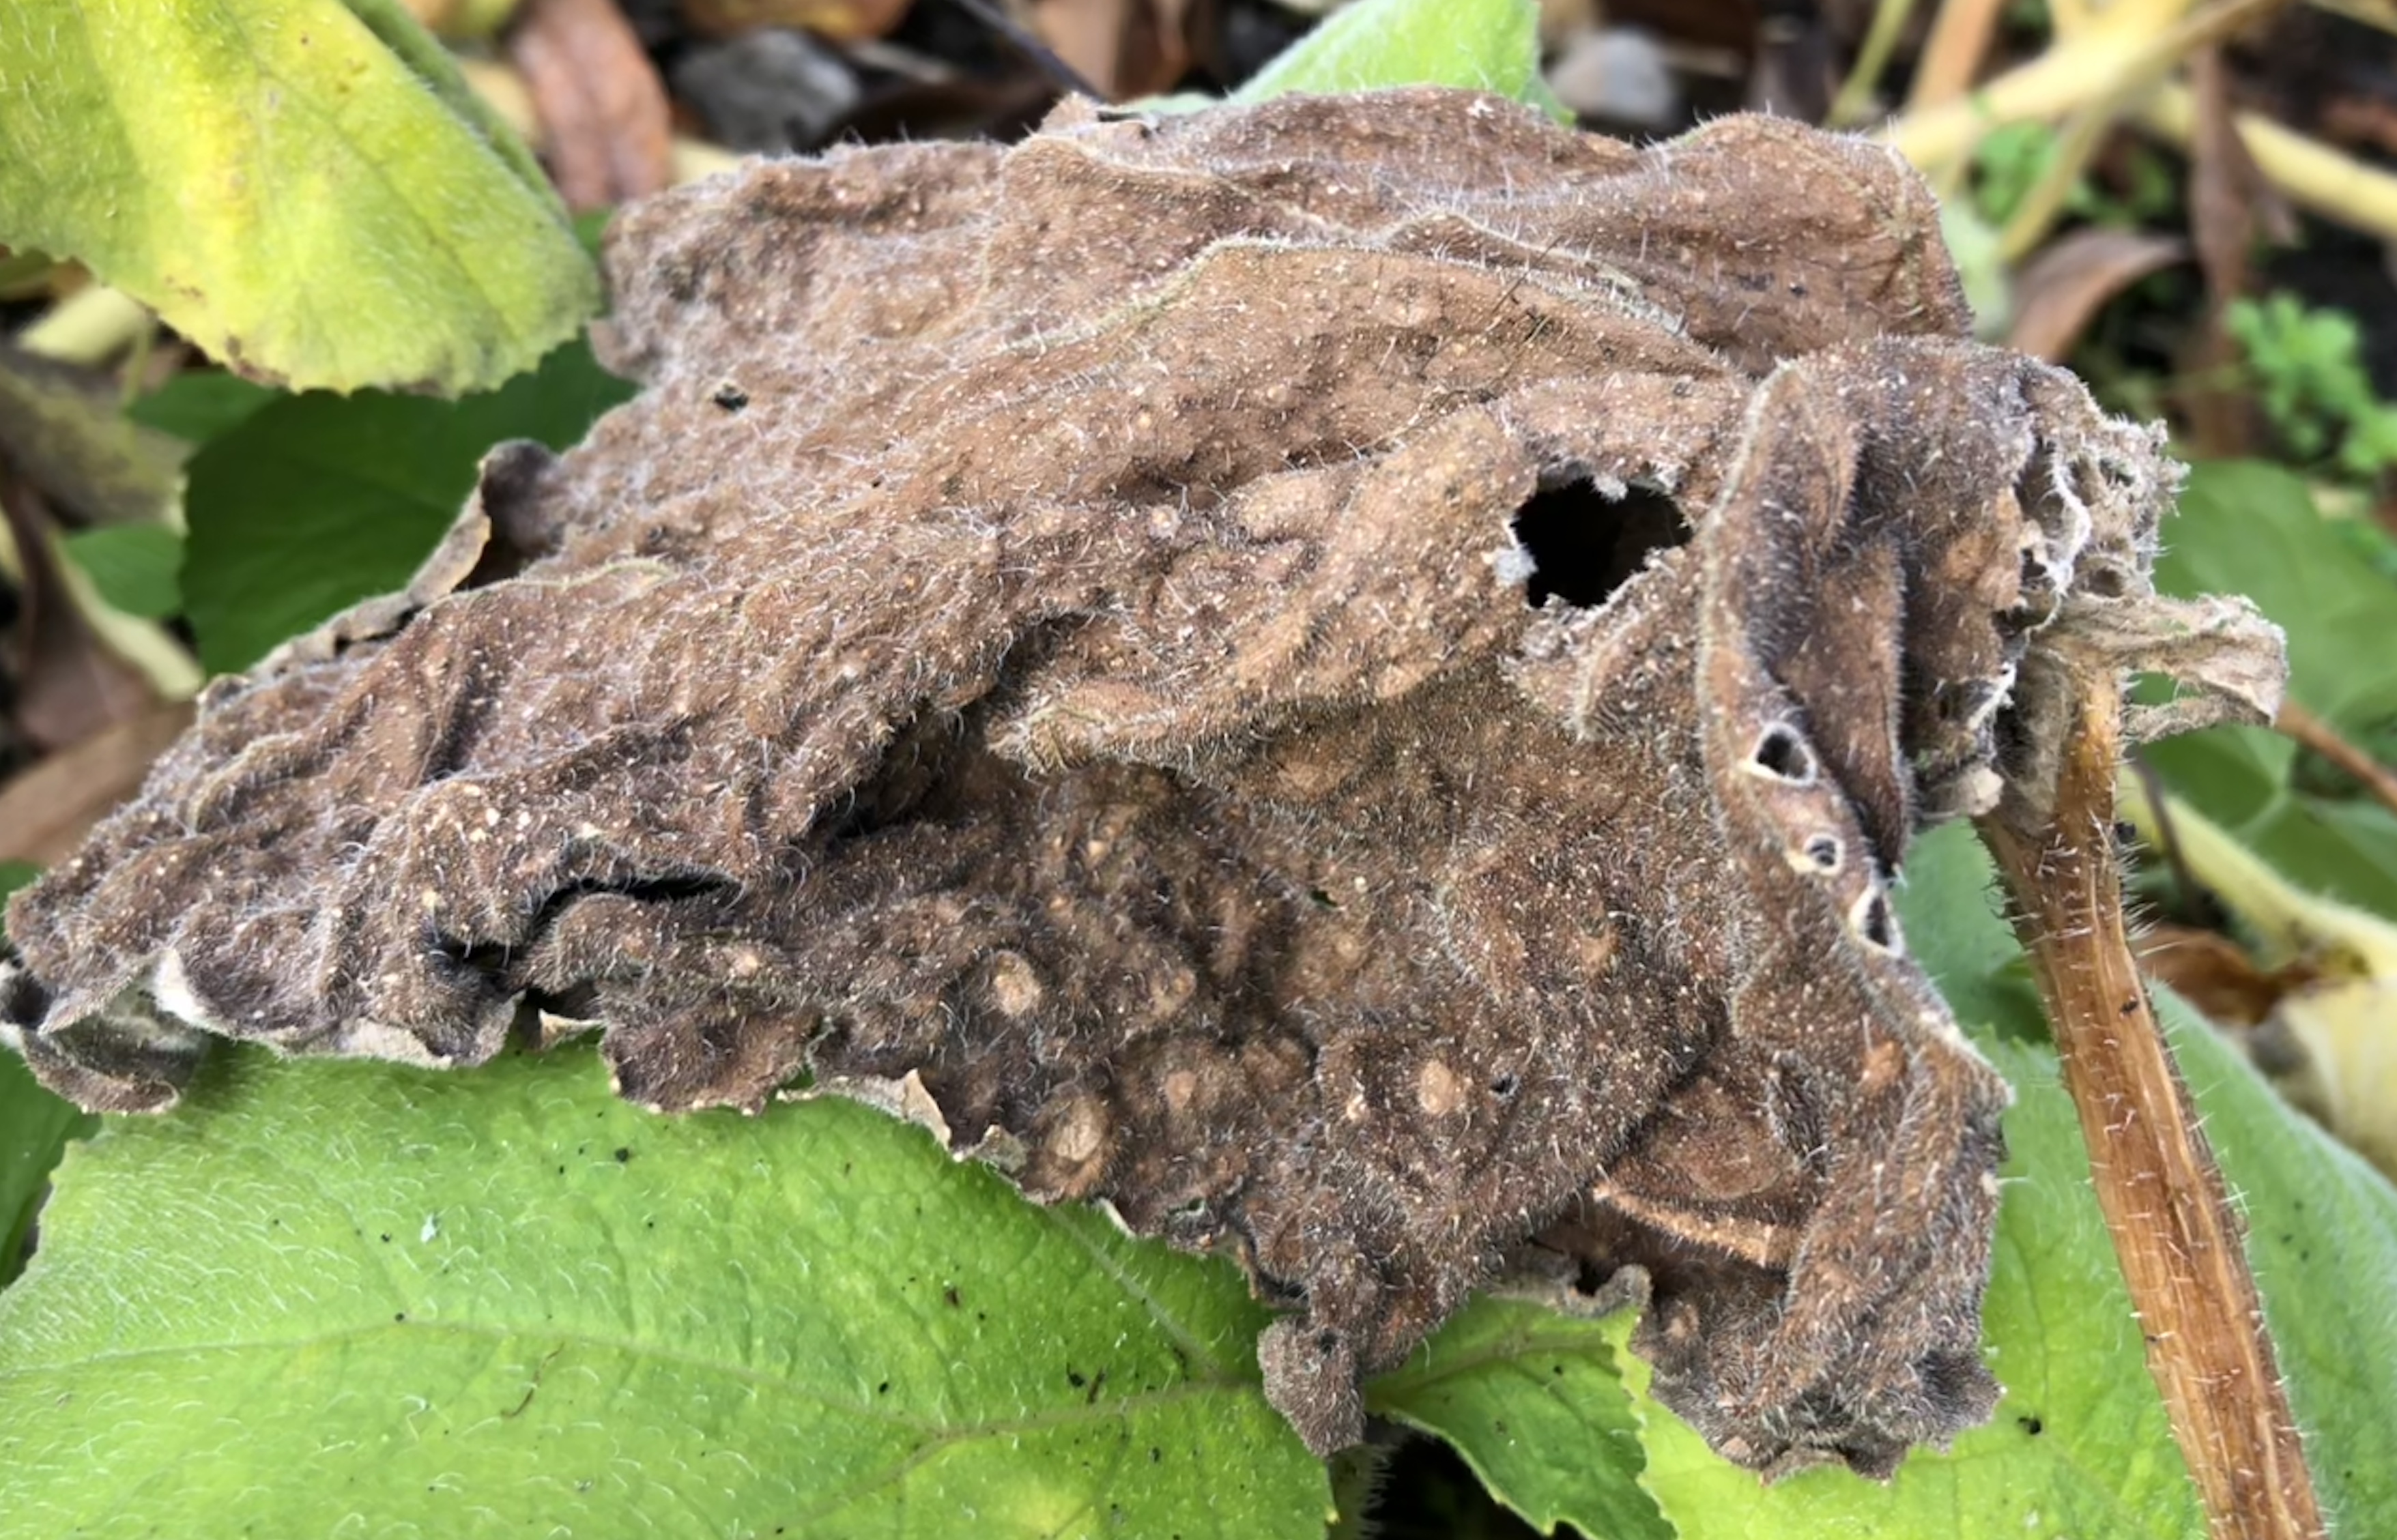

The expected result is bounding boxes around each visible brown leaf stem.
[2277,697,2397,824]
[1980,671,2325,1540]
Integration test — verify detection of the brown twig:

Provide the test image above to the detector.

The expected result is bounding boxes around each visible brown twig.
[2277,697,2397,822]
[1980,673,2325,1540]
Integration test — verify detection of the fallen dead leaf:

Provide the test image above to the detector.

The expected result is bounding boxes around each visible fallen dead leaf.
[1033,0,1198,100]
[0,473,158,754]
[2137,920,2312,1027]
[0,700,192,865]
[508,0,675,211]
[2005,227,2186,362]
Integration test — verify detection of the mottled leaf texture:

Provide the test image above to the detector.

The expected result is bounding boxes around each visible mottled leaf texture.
[1632,826,2207,1537]
[1,89,2278,1474]
[1634,825,2397,1536]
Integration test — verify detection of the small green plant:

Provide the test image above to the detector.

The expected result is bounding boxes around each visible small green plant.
[2228,290,2397,480]
[1968,119,2177,231]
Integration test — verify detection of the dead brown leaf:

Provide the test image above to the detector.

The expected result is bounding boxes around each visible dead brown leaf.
[508,0,674,212]
[0,701,192,865]
[2179,44,2300,458]
[0,91,2285,1492]
[2190,46,2295,308]
[0,474,158,755]
[1033,0,1198,100]
[2136,920,2309,1026]
[2005,227,2186,362]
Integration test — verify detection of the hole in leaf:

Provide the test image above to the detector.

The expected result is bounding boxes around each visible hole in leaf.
[1510,475,1689,608]
[2018,546,2048,590]
[1854,888,1900,954]
[1753,725,1817,783]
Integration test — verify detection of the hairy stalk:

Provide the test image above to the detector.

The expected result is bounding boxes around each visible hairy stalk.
[1981,672,2325,1540]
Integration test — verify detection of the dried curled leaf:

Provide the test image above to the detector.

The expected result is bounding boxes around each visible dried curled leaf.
[1,89,2281,1477]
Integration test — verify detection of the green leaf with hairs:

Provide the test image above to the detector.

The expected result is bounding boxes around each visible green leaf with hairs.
[0,1043,91,1293]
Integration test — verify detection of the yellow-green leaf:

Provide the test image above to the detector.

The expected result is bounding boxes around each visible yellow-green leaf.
[0,0,597,395]
[1233,0,1545,107]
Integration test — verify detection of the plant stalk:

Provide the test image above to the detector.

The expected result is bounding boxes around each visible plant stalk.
[1979,672,2325,1540]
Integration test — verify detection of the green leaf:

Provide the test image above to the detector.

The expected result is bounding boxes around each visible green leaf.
[1369,1295,1669,1539]
[0,1049,93,1293]
[3,849,90,1291]
[2166,991,2397,1535]
[1895,824,2049,1044]
[0,0,598,394]
[2159,462,2397,723]
[2146,461,2397,917]
[0,1045,1331,1537]
[182,337,635,673]
[1939,199,2013,340]
[126,370,283,446]
[2141,727,2397,919]
[60,525,184,620]
[1233,0,1544,106]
